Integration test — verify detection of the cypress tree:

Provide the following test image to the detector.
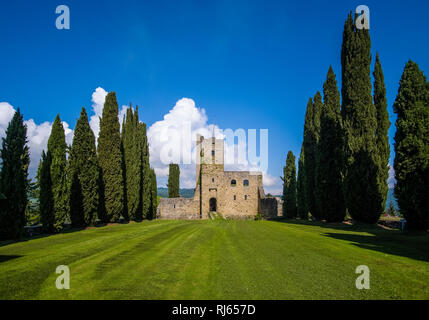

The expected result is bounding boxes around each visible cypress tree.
[373,53,391,215]
[39,151,55,232]
[341,13,380,223]
[138,121,151,219]
[282,151,297,219]
[303,94,322,220]
[69,108,100,227]
[393,61,429,230]
[0,109,29,239]
[316,66,346,222]
[47,115,68,231]
[168,164,180,198]
[122,106,142,221]
[98,92,124,222]
[149,168,158,220]
[297,145,307,219]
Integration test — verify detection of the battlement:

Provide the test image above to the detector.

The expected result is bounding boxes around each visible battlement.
[158,134,280,220]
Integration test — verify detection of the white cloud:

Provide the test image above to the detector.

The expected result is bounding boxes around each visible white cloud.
[147,98,279,193]
[89,87,108,139]
[0,102,74,177]
[0,102,16,137]
[1,93,282,193]
[90,87,128,142]
[148,98,216,188]
[388,164,396,189]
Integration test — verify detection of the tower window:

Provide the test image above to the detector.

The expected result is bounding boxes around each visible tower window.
[231,179,237,186]
[212,178,215,183]
[245,195,247,200]
[212,150,215,156]
[234,195,236,200]
[243,180,249,187]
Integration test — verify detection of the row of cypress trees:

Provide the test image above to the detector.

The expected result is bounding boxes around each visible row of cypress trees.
[167,163,180,198]
[40,92,158,231]
[0,91,158,239]
[282,12,428,229]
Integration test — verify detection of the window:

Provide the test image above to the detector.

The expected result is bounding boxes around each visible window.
[212,178,215,183]
[243,180,249,187]
[234,195,236,200]
[212,150,215,156]
[231,179,237,186]
[245,195,247,200]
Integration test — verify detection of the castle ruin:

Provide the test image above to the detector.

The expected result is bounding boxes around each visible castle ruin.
[157,135,281,220]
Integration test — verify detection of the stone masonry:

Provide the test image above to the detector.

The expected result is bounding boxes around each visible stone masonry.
[157,135,281,220]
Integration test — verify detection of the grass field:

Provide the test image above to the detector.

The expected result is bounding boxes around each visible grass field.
[0,219,428,300]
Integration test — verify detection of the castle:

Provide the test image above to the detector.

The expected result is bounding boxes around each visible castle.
[157,135,281,220]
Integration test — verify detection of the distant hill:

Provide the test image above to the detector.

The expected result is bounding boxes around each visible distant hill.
[157,188,194,198]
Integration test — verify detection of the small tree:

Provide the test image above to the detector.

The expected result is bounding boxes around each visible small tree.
[69,108,101,227]
[39,151,55,233]
[168,164,180,198]
[393,61,429,229]
[282,151,297,219]
[149,168,158,220]
[98,92,124,222]
[297,146,308,220]
[0,109,30,239]
[303,94,322,220]
[316,66,346,222]
[387,202,396,217]
[47,115,68,232]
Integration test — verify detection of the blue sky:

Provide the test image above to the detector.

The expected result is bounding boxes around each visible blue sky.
[0,0,428,193]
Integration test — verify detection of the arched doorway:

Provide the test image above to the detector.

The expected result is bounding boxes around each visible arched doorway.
[209,198,217,212]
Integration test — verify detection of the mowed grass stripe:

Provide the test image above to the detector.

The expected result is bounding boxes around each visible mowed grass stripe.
[0,220,428,299]
[37,221,201,299]
[0,220,183,299]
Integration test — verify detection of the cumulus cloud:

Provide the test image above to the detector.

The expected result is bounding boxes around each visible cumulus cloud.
[0,102,74,177]
[147,98,279,193]
[388,164,396,189]
[89,87,128,141]
[0,102,16,137]
[1,92,281,193]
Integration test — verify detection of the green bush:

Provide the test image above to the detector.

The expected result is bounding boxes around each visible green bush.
[254,213,263,221]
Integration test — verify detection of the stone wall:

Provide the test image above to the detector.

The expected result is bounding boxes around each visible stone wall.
[157,197,199,220]
[157,135,280,220]
[259,197,280,219]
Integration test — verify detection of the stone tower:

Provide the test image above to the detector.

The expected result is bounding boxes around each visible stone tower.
[157,134,280,220]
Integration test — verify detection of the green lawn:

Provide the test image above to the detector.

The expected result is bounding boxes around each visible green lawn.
[0,219,428,300]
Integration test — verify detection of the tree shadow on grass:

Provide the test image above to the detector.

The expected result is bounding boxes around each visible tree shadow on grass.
[273,219,429,263]
[0,255,22,263]
[0,226,87,248]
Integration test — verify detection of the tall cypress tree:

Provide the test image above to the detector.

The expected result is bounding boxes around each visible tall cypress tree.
[39,151,55,232]
[297,145,307,219]
[122,106,142,221]
[303,94,322,220]
[316,66,346,222]
[341,13,379,223]
[393,61,429,230]
[98,92,124,222]
[168,164,180,198]
[138,121,151,219]
[149,168,158,220]
[0,109,29,239]
[373,53,391,215]
[282,151,297,219]
[47,115,68,231]
[69,108,100,227]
